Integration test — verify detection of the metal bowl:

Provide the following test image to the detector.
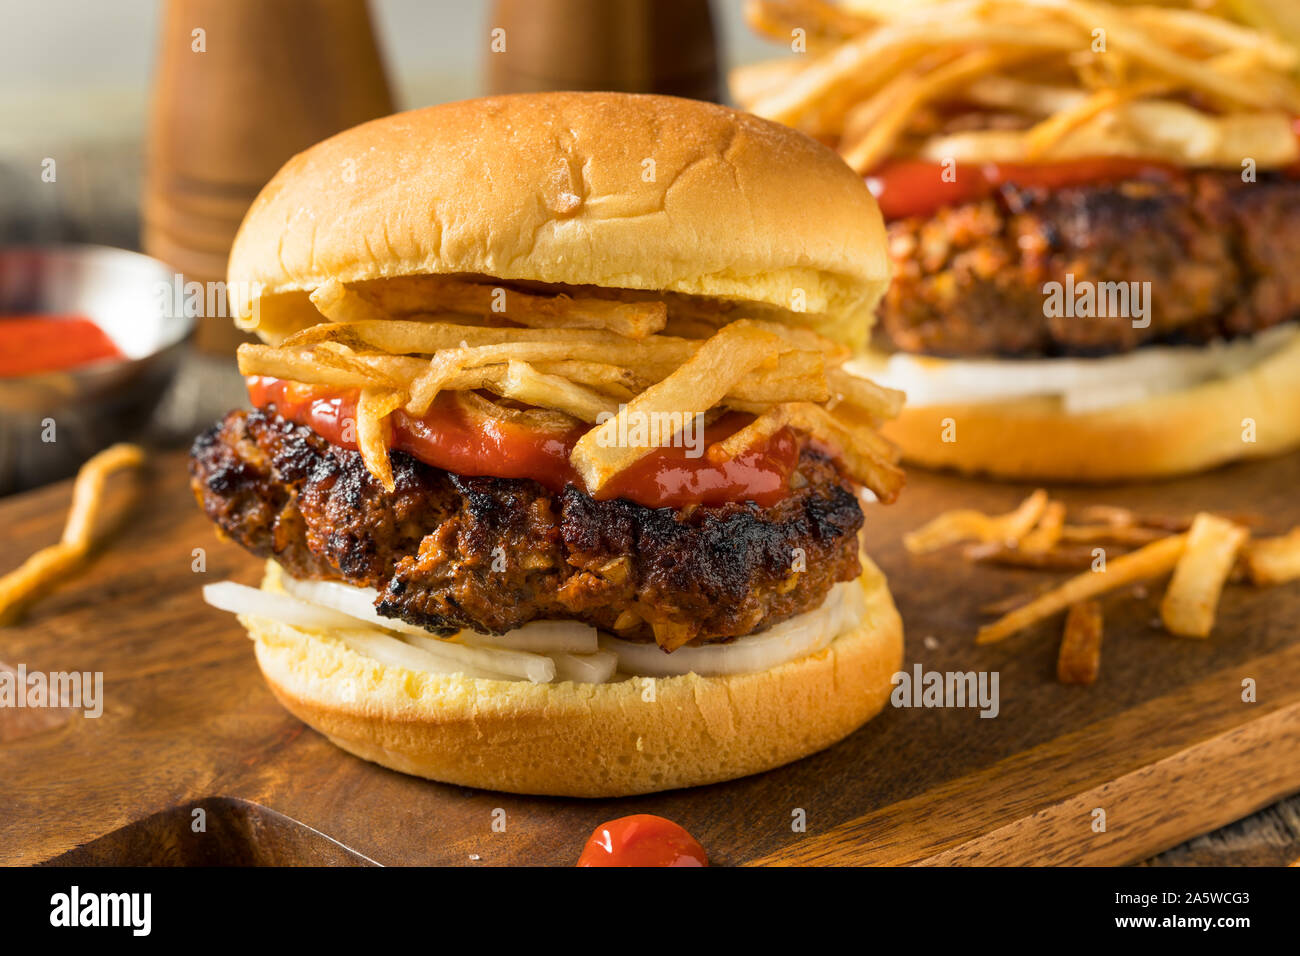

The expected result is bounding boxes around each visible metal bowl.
[0,245,196,494]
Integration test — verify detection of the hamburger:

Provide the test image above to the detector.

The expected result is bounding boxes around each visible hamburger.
[736,0,1300,480]
[191,92,905,797]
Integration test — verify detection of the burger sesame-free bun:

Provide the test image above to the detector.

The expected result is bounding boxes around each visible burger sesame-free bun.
[227,92,891,348]
[878,330,1300,481]
[244,556,902,798]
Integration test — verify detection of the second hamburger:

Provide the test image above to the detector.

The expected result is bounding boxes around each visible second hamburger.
[737,0,1300,481]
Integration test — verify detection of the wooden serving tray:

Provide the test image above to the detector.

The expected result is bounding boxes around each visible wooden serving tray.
[3,448,1298,866]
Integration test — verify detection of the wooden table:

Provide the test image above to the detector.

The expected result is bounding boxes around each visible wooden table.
[3,446,1298,866]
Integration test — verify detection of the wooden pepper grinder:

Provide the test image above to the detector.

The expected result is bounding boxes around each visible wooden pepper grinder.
[486,0,721,103]
[144,0,394,353]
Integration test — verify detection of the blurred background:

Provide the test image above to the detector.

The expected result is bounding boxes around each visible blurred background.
[0,0,769,252]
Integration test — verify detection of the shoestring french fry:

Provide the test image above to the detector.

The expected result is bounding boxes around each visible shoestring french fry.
[0,444,146,624]
[1160,513,1249,638]
[904,489,1049,554]
[977,533,1188,644]
[1057,600,1103,685]
[736,0,1300,172]
[356,389,405,492]
[570,321,788,492]
[1243,527,1300,586]
[246,271,905,504]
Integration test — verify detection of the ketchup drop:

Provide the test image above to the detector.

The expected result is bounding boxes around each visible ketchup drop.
[576,815,708,867]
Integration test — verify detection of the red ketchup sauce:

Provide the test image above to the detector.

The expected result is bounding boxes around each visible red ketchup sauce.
[576,815,708,867]
[246,376,801,509]
[0,315,124,377]
[868,119,1300,219]
[866,157,1184,220]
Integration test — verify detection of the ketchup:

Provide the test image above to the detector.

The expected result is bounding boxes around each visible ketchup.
[866,157,1182,220]
[246,377,801,509]
[576,815,707,867]
[0,315,123,377]
[598,412,800,509]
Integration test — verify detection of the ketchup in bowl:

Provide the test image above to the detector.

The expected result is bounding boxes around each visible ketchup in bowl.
[0,315,124,377]
[576,814,708,867]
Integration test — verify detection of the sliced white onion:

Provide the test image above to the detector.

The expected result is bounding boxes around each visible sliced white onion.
[279,577,418,634]
[230,574,553,681]
[205,581,515,679]
[600,580,866,678]
[847,324,1298,413]
[551,650,619,684]
[401,632,554,683]
[460,619,599,654]
[214,569,864,685]
[335,630,508,680]
[279,575,555,683]
[202,582,358,631]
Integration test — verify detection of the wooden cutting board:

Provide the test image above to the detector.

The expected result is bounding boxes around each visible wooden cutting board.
[3,448,1298,866]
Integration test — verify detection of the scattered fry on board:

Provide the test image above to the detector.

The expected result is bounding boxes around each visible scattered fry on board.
[1019,500,1066,554]
[976,534,1188,645]
[1243,527,1300,586]
[0,443,146,624]
[904,488,1047,554]
[905,492,1288,651]
[965,541,1101,572]
[1160,513,1249,638]
[1057,600,1103,685]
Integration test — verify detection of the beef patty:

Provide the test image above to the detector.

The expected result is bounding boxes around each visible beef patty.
[879,171,1300,357]
[189,407,865,650]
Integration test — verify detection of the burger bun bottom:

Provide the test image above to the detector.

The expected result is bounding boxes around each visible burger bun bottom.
[879,329,1300,481]
[243,557,903,797]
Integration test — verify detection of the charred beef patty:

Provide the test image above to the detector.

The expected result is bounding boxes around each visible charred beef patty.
[879,171,1300,357]
[189,407,864,650]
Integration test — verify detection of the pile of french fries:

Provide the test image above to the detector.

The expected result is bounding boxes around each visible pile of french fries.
[735,0,1300,174]
[907,491,1300,683]
[238,275,906,500]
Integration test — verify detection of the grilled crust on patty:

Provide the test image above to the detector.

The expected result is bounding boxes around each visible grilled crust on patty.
[189,408,864,650]
[878,171,1300,358]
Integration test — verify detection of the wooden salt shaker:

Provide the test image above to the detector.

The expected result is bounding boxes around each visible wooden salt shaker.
[143,0,394,353]
[486,0,722,103]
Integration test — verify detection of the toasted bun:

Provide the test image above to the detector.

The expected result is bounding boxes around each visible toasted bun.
[228,92,891,347]
[879,331,1300,481]
[243,556,902,797]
